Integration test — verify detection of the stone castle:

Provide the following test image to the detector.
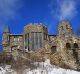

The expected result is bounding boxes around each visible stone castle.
[2,20,80,70]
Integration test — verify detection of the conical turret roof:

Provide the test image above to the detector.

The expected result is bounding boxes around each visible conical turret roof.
[5,25,10,33]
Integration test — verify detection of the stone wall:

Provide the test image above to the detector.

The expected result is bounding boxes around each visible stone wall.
[9,35,24,50]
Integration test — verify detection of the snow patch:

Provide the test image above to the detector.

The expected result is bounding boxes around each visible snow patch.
[25,59,80,74]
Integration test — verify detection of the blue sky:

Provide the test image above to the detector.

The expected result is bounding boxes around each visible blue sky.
[0,0,80,48]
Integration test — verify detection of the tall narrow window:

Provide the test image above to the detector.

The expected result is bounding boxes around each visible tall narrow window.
[46,34,47,40]
[39,33,42,48]
[25,34,27,49]
[25,33,29,50]
[44,33,46,40]
[35,33,38,49]
[31,33,34,50]
[44,33,47,40]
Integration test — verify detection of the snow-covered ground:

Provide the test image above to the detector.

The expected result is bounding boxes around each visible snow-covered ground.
[0,59,80,74]
[24,59,80,74]
[0,65,17,74]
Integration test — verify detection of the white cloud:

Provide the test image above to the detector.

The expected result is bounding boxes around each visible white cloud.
[0,0,23,33]
[0,0,22,20]
[59,0,77,20]
[49,0,78,20]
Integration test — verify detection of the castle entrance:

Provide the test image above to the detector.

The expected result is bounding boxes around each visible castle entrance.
[51,46,56,53]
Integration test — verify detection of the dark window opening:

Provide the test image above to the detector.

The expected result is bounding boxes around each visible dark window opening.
[44,33,47,40]
[39,33,42,48]
[35,32,38,49]
[31,33,34,50]
[14,36,18,38]
[25,33,29,50]
[73,43,79,48]
[51,46,56,53]
[66,43,71,49]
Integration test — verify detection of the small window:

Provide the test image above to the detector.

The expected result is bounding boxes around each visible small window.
[51,46,56,53]
[14,37,19,42]
[73,43,79,48]
[66,43,71,48]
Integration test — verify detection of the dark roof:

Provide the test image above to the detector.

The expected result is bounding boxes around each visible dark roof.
[48,35,57,36]
[9,34,23,36]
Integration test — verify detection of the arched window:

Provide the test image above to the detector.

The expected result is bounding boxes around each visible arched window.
[66,43,71,49]
[73,43,79,48]
[51,46,56,53]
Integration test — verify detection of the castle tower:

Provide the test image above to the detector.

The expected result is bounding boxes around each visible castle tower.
[2,25,10,50]
[24,23,48,51]
[57,20,73,51]
[58,20,73,38]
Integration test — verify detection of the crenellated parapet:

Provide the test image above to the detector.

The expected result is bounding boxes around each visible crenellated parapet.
[24,23,48,33]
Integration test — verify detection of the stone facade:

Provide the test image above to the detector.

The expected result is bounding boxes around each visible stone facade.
[2,20,80,69]
[2,21,80,53]
[2,23,48,53]
[24,23,48,51]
